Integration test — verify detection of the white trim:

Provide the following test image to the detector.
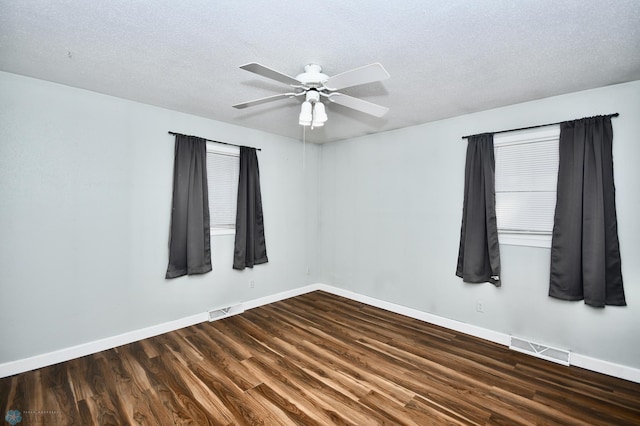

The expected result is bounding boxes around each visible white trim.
[242,284,320,311]
[211,228,235,236]
[0,285,321,378]
[499,232,552,248]
[315,284,510,346]
[314,285,638,384]
[0,312,207,379]
[2,283,638,384]
[571,353,640,384]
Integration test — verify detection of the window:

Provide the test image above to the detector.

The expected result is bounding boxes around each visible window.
[206,142,239,235]
[494,126,560,248]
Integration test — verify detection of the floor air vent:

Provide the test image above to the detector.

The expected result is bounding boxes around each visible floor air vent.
[208,303,244,321]
[510,336,570,366]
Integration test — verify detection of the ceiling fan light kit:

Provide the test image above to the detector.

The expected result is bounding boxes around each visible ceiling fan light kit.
[298,101,313,126]
[297,90,327,128]
[312,102,327,127]
[233,62,390,130]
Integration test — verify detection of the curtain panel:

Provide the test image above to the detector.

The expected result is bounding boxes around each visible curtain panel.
[549,116,626,307]
[456,134,501,286]
[165,135,212,279]
[233,146,268,270]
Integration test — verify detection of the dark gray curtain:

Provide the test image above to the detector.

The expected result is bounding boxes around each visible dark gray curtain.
[165,135,212,279]
[456,134,501,286]
[549,116,625,307]
[233,146,268,270]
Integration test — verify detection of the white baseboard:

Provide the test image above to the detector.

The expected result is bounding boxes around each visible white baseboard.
[242,284,321,311]
[316,284,510,346]
[2,283,638,384]
[571,353,640,384]
[0,312,208,379]
[314,284,639,384]
[0,285,323,379]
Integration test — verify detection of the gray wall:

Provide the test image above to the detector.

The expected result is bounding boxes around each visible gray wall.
[0,71,320,363]
[2,70,638,372]
[319,81,640,369]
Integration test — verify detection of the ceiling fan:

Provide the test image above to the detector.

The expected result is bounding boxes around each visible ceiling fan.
[233,62,390,128]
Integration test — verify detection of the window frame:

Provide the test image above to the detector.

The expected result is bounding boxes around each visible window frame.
[493,126,560,249]
[206,142,240,236]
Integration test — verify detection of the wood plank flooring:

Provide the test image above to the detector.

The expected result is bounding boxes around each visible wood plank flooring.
[1,291,639,425]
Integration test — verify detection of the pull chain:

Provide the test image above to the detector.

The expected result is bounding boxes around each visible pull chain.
[302,126,306,169]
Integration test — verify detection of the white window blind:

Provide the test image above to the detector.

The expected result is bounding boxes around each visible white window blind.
[206,143,239,234]
[494,126,560,247]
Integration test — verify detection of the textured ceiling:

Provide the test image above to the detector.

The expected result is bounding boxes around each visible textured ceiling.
[1,1,639,144]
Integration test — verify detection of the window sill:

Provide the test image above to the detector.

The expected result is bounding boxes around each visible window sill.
[211,228,235,236]
[498,232,551,249]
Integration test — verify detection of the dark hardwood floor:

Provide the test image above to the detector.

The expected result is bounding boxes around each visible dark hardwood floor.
[1,291,639,425]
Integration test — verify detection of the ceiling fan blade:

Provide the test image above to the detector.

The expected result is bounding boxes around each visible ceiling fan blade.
[328,93,389,117]
[323,63,390,91]
[233,93,295,109]
[239,63,301,86]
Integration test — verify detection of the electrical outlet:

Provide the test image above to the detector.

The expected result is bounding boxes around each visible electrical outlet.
[250,280,255,289]
[476,300,484,313]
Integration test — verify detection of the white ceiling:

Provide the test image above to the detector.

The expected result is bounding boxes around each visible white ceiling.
[1,1,639,144]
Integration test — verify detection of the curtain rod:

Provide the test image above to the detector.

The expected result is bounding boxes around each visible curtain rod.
[168,131,261,151]
[460,113,619,140]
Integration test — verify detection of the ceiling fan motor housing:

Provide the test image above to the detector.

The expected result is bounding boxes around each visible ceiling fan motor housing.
[296,64,329,88]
